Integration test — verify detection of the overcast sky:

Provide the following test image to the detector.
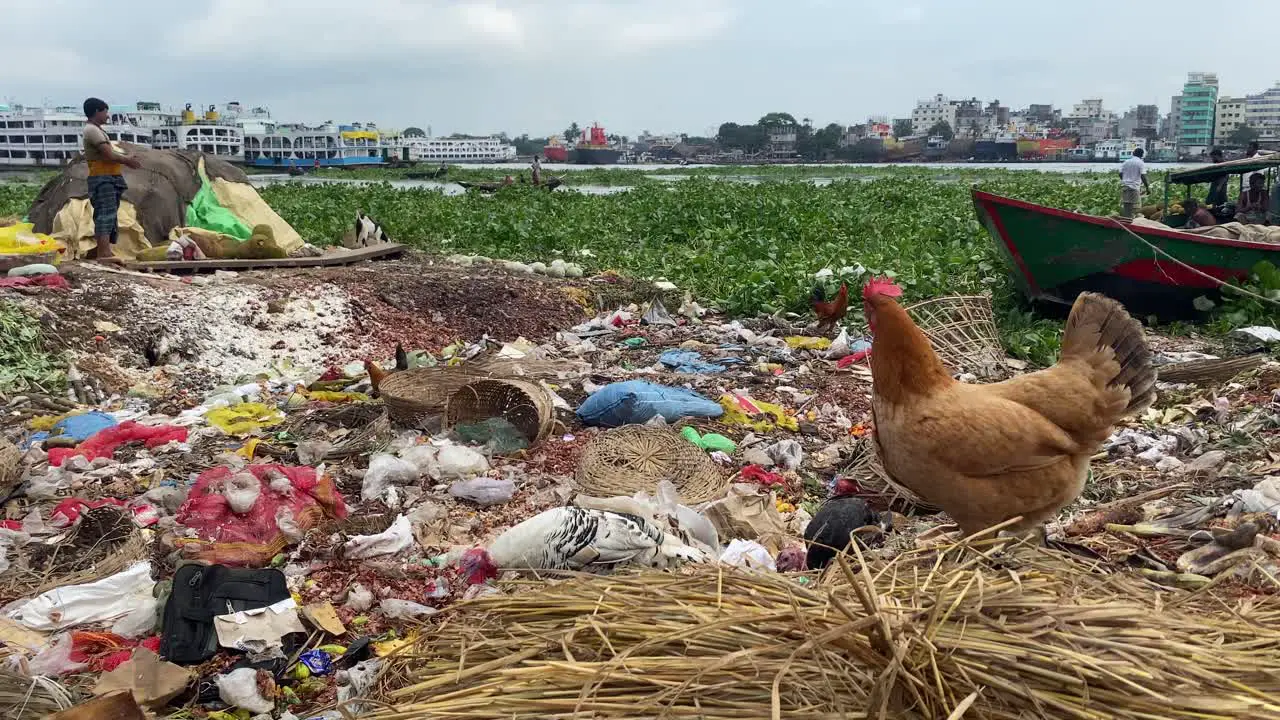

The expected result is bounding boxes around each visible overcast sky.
[4,0,1278,138]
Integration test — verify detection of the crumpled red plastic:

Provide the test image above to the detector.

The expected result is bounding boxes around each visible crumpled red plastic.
[0,274,69,290]
[47,421,188,466]
[48,497,159,529]
[174,464,348,566]
[69,632,162,672]
[740,464,787,487]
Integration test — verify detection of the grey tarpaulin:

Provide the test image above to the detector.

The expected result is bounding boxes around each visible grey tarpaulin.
[27,146,249,248]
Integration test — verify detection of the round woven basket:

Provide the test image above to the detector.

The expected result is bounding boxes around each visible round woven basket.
[379,366,495,427]
[445,378,555,444]
[0,437,21,493]
[905,294,1008,379]
[575,425,728,504]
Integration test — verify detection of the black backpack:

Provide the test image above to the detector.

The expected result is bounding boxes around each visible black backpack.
[159,564,291,665]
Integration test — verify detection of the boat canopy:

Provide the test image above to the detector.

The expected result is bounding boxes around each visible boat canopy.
[1169,155,1280,184]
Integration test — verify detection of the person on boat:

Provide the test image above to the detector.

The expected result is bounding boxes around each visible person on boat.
[1237,173,1270,224]
[1205,149,1229,207]
[1119,148,1149,218]
[531,154,542,186]
[82,97,142,263]
[1183,199,1216,229]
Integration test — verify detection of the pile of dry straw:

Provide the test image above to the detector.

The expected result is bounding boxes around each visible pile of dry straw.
[363,539,1280,720]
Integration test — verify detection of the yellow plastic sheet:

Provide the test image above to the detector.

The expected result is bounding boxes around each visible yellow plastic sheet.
[0,223,64,262]
[207,402,285,436]
[784,336,832,350]
[718,394,799,433]
[50,198,150,259]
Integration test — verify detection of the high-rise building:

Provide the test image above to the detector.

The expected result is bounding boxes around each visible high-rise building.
[911,94,957,136]
[1177,72,1219,155]
[1245,82,1280,142]
[1167,95,1183,140]
[1215,97,1248,144]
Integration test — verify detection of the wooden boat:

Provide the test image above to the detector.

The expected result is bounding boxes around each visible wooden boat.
[406,166,449,180]
[457,175,563,193]
[973,164,1280,320]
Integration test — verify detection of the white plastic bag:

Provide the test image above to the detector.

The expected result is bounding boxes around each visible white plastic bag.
[362,453,421,503]
[399,445,439,480]
[764,440,804,471]
[110,594,159,638]
[218,667,273,714]
[10,562,155,631]
[343,515,415,559]
[719,539,777,571]
[449,478,514,506]
[437,445,490,479]
[379,598,438,620]
[26,634,88,676]
[223,472,262,514]
[345,583,374,612]
[296,440,332,466]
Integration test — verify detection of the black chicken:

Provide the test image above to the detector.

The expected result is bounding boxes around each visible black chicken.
[804,477,885,570]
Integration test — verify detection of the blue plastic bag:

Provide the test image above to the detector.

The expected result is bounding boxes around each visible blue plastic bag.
[22,411,118,450]
[659,350,728,374]
[576,380,723,428]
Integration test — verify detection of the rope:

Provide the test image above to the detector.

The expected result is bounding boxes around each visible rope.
[1108,217,1280,308]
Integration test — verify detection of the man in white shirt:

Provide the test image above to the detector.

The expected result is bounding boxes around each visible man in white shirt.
[1119,148,1149,219]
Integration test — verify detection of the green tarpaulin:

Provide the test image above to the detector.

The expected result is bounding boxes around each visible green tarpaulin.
[186,169,251,241]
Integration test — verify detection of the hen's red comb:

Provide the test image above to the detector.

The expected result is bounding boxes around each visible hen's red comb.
[862,276,903,300]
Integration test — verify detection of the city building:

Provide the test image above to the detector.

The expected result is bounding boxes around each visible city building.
[1245,82,1280,142]
[952,98,985,138]
[1178,71,1219,155]
[1215,97,1247,144]
[1024,104,1058,124]
[1166,95,1183,140]
[765,124,797,159]
[911,94,957,136]
[1117,105,1159,139]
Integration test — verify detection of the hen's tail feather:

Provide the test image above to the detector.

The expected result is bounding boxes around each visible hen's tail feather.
[1060,292,1156,416]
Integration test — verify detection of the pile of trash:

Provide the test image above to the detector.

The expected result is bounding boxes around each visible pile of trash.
[2,263,1280,719]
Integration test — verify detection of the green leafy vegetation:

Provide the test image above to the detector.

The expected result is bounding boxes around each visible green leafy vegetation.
[0,301,64,393]
[260,171,1143,364]
[0,183,39,218]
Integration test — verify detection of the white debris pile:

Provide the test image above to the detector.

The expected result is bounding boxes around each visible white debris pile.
[126,280,364,382]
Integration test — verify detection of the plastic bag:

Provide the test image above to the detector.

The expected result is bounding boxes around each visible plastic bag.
[224,472,263,514]
[719,394,799,433]
[449,478,514,506]
[398,445,439,480]
[10,562,154,631]
[576,380,723,427]
[217,667,273,714]
[26,634,88,676]
[110,594,160,638]
[437,445,490,479]
[719,539,777,571]
[206,402,285,436]
[0,222,63,258]
[765,440,803,471]
[46,421,187,467]
[296,440,332,466]
[345,583,374,612]
[343,515,414,559]
[379,598,438,620]
[361,453,421,503]
[680,426,737,453]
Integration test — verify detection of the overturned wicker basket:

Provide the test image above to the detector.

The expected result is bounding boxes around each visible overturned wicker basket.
[445,378,556,444]
[905,294,1007,379]
[379,366,495,427]
[575,425,728,504]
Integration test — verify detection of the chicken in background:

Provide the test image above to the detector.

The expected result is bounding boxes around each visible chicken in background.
[803,477,888,570]
[810,283,849,336]
[862,277,1155,538]
[363,343,409,395]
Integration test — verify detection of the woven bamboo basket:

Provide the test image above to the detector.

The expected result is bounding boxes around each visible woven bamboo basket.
[575,425,728,504]
[905,294,1007,379]
[444,378,556,444]
[0,438,20,495]
[379,366,494,427]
